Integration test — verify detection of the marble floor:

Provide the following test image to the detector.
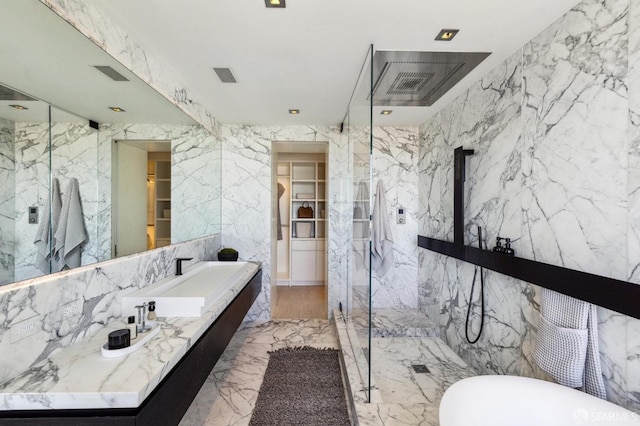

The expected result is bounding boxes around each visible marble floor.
[272,285,327,319]
[335,310,476,425]
[180,313,475,425]
[179,319,339,426]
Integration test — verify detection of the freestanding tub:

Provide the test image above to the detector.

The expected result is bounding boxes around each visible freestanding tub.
[440,375,640,426]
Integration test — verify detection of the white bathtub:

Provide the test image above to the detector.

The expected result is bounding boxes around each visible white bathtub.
[440,376,640,426]
[122,261,256,317]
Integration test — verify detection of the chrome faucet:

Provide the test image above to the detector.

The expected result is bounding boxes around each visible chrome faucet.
[175,257,193,276]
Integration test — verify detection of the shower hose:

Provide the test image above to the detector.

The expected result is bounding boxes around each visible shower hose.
[465,226,485,344]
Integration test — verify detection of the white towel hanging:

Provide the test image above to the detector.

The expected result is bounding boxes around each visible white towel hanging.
[54,178,88,270]
[371,180,394,276]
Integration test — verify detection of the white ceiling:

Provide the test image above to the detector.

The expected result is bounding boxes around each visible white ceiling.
[0,0,194,125]
[92,0,581,127]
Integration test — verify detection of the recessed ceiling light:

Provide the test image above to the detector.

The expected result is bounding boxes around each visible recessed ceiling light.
[9,104,28,110]
[109,106,126,112]
[265,0,285,8]
[289,109,300,114]
[381,110,393,115]
[435,29,459,41]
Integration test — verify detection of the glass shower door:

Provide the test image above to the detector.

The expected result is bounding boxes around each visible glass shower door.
[345,44,374,402]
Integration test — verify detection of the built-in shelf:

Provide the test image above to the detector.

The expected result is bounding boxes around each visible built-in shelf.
[417,235,640,321]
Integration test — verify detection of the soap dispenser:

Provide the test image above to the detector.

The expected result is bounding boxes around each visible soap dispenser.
[504,238,515,256]
[493,237,504,253]
[127,315,138,340]
[147,301,157,321]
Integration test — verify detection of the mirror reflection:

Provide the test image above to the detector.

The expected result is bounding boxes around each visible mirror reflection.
[0,0,221,286]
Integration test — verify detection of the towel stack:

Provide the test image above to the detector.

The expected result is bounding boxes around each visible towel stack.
[533,288,607,399]
[34,177,88,272]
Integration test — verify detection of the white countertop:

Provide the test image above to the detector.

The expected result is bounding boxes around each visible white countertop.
[0,262,260,411]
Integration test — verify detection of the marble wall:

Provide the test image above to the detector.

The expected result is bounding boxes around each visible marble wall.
[14,120,100,282]
[220,125,419,321]
[220,125,348,321]
[97,123,221,260]
[370,127,420,309]
[418,0,640,412]
[0,118,15,286]
[0,233,221,385]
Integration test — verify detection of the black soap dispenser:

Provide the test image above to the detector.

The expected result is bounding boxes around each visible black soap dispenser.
[504,238,515,256]
[493,237,504,253]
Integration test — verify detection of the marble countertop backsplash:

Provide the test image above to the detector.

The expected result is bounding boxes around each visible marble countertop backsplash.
[0,262,259,411]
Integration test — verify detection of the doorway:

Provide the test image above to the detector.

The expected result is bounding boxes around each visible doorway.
[112,140,171,258]
[271,142,328,319]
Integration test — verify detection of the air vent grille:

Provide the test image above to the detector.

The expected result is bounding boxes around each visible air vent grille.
[213,68,237,83]
[93,66,129,82]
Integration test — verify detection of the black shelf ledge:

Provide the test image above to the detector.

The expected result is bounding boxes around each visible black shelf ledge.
[418,235,640,321]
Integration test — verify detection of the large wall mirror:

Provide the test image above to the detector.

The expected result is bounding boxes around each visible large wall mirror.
[0,0,222,286]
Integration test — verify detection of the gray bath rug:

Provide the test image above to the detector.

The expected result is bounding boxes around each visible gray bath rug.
[249,346,351,425]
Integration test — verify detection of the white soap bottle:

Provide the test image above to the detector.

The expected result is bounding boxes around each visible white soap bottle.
[127,315,138,340]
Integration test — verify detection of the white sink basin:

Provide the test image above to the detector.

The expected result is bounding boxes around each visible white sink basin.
[121,261,257,317]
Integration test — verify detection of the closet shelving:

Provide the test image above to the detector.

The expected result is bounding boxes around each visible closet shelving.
[154,159,171,248]
[277,160,327,285]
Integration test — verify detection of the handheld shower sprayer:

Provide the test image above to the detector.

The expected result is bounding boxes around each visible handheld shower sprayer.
[465,225,485,344]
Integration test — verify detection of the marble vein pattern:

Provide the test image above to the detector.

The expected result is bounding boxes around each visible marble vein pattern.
[179,319,339,426]
[0,258,254,410]
[335,310,475,426]
[39,0,219,135]
[371,127,420,310]
[220,125,346,322]
[0,233,220,386]
[98,123,221,256]
[418,0,640,414]
[14,121,99,282]
[0,118,15,286]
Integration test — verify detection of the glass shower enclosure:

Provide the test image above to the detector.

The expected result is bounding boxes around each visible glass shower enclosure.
[344,44,374,402]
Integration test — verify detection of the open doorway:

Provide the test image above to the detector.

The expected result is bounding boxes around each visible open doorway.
[271,142,328,319]
[112,140,171,258]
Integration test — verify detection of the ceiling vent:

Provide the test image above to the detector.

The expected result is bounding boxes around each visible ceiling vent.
[93,65,129,82]
[0,84,36,101]
[370,51,490,106]
[213,68,237,83]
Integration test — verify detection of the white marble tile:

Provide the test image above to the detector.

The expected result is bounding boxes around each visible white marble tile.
[179,319,338,426]
[521,0,628,278]
[0,233,220,386]
[371,127,420,310]
[0,258,254,410]
[14,121,100,282]
[220,125,344,322]
[418,0,639,414]
[0,118,15,286]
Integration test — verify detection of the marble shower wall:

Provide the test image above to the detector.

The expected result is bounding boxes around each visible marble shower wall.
[370,127,420,309]
[418,0,640,412]
[0,118,15,286]
[14,121,99,282]
[0,233,221,385]
[220,125,349,322]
